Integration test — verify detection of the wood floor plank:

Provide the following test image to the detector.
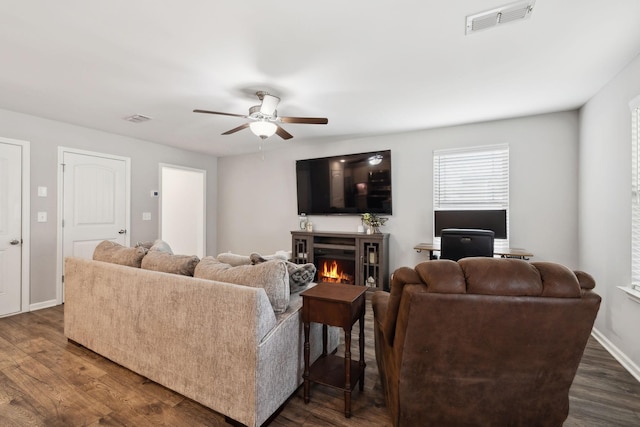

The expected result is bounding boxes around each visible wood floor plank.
[0,370,49,425]
[0,302,639,426]
[2,354,111,426]
[0,335,31,371]
[0,316,33,345]
[0,400,45,427]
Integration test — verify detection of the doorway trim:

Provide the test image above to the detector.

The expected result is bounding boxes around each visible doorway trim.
[0,136,31,314]
[56,147,131,304]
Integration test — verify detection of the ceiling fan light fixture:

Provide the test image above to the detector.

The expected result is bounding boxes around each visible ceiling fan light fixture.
[194,91,327,141]
[250,120,278,139]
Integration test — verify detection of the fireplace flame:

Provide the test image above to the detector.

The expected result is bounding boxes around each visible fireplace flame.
[320,260,353,284]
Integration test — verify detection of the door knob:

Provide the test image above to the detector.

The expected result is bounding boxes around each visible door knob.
[118,229,126,234]
[9,239,20,245]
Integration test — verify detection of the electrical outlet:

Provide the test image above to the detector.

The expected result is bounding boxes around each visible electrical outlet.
[37,212,47,222]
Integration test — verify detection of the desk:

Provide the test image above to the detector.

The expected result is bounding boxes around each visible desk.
[302,283,367,418]
[414,243,533,260]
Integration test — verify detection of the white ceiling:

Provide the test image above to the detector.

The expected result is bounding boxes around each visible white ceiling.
[2,1,640,157]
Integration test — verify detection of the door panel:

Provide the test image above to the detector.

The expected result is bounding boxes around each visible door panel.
[74,164,117,225]
[63,152,128,263]
[0,142,22,316]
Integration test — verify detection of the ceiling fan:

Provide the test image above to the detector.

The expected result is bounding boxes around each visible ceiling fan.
[193,91,328,140]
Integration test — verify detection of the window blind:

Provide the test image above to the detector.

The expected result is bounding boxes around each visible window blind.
[631,106,640,282]
[433,144,509,249]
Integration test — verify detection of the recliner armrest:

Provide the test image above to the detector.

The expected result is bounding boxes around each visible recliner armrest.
[380,267,422,346]
[574,270,596,290]
[372,291,389,326]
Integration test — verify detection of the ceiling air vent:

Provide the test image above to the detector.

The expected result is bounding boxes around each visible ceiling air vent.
[466,0,535,35]
[124,114,152,123]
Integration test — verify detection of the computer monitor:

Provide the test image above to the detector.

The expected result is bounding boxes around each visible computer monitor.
[434,209,507,239]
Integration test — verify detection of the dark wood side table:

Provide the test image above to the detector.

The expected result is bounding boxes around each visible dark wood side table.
[302,283,367,418]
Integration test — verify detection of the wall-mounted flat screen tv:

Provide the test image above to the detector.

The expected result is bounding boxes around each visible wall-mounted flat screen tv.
[434,209,507,239]
[296,150,392,215]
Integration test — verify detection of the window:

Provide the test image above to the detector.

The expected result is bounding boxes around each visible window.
[631,102,640,283]
[624,97,640,301]
[433,144,509,249]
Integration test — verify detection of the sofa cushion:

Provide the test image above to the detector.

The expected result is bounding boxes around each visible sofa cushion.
[141,251,200,276]
[195,257,290,313]
[93,240,146,268]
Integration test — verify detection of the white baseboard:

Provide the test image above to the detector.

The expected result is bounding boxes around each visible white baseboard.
[29,299,59,312]
[591,327,640,383]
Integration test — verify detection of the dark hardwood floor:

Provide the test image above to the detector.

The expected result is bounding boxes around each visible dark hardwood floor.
[1,301,640,426]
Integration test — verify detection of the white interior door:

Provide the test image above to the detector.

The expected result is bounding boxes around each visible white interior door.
[160,164,206,258]
[0,142,23,316]
[61,150,130,262]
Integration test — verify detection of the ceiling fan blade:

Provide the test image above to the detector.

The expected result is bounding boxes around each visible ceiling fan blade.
[260,94,280,116]
[275,125,294,140]
[193,109,248,119]
[279,116,328,125]
[221,123,250,135]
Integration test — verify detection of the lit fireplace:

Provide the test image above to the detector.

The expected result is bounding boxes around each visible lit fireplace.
[318,259,354,285]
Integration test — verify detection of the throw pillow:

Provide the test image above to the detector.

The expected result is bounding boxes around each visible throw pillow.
[249,252,289,264]
[287,262,316,293]
[141,251,200,276]
[194,257,290,313]
[93,240,147,268]
[250,253,315,293]
[135,241,154,251]
[218,251,288,267]
[149,239,173,254]
[217,252,252,266]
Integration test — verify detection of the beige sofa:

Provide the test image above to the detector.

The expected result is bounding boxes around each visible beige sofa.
[64,256,338,427]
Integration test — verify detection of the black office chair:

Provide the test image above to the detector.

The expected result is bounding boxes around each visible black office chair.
[440,228,495,261]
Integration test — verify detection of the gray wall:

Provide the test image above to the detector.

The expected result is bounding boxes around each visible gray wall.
[580,53,640,378]
[218,111,579,276]
[0,108,218,305]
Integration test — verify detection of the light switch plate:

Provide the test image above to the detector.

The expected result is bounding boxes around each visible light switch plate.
[37,212,47,222]
[38,186,47,197]
[142,212,151,221]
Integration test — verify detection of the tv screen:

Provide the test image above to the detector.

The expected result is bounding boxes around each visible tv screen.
[296,150,392,215]
[434,209,507,239]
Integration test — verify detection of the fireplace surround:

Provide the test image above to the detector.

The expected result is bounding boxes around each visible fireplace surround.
[291,230,389,291]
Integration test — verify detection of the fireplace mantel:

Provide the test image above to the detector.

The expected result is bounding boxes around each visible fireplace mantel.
[291,230,389,291]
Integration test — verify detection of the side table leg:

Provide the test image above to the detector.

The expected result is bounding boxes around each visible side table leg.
[303,321,310,404]
[344,328,352,418]
[322,324,328,356]
[359,310,366,391]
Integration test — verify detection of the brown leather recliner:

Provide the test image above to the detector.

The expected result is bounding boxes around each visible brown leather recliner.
[372,258,601,427]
